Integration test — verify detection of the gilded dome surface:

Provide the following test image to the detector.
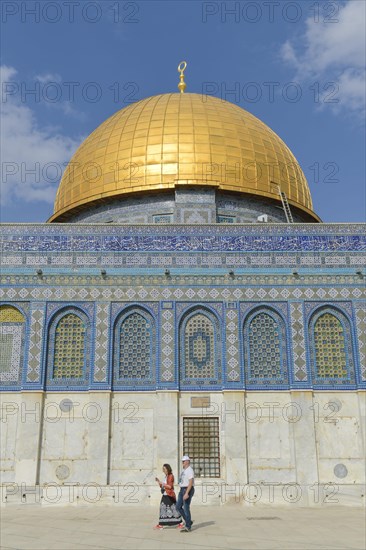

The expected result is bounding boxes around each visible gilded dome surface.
[50,93,318,221]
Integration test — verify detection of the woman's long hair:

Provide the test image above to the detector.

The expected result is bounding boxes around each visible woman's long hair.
[163,463,172,475]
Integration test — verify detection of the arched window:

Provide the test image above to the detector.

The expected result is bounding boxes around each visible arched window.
[53,313,86,378]
[309,308,356,384]
[0,305,25,385]
[180,309,221,383]
[115,309,155,381]
[46,308,90,385]
[244,309,288,386]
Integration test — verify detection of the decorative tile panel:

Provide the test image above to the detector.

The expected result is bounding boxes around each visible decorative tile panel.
[354,304,366,381]
[93,302,110,383]
[225,305,240,383]
[289,302,308,382]
[27,302,45,384]
[1,223,365,254]
[160,305,175,383]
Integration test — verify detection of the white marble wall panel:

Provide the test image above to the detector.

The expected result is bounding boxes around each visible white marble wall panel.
[12,393,43,484]
[0,394,21,481]
[245,393,296,483]
[109,394,154,485]
[314,392,365,485]
[39,393,109,485]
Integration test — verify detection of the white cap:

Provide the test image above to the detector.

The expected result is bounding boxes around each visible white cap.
[182,455,191,461]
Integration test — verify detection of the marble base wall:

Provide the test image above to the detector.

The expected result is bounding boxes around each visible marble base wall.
[1,390,365,507]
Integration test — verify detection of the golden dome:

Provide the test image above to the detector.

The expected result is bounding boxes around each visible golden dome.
[50,93,319,222]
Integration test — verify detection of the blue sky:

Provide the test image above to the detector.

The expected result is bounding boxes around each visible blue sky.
[1,0,365,223]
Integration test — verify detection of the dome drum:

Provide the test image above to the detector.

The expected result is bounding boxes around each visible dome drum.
[61,187,316,224]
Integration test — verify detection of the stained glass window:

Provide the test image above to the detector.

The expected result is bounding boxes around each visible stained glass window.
[0,306,25,324]
[314,313,347,378]
[118,311,153,379]
[248,312,282,379]
[184,312,216,379]
[53,313,86,378]
[0,305,25,383]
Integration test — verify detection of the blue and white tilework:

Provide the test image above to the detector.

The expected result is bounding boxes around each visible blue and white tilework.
[225,303,241,383]
[0,222,365,392]
[27,302,45,383]
[160,301,175,384]
[93,302,110,384]
[289,302,308,382]
[354,303,366,381]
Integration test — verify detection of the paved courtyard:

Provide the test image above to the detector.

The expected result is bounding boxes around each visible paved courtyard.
[1,505,365,550]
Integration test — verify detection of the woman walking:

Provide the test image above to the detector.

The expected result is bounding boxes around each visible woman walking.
[154,464,182,529]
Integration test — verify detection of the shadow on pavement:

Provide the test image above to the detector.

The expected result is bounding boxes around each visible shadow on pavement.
[191,521,216,530]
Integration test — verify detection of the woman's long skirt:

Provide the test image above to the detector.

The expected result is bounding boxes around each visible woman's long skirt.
[158,495,182,527]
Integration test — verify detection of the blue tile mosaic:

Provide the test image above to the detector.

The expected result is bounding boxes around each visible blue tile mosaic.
[1,224,365,253]
[0,222,365,392]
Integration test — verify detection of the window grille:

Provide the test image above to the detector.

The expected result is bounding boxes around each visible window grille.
[248,312,281,379]
[314,313,347,378]
[217,215,235,223]
[119,312,152,379]
[183,312,216,379]
[183,417,220,478]
[53,313,85,378]
[153,214,172,224]
[0,305,25,383]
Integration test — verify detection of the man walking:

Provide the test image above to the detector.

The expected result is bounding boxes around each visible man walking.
[176,455,195,532]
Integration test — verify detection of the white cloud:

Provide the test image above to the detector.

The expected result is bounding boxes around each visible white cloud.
[0,65,82,206]
[280,0,366,117]
[35,73,62,84]
[34,72,85,119]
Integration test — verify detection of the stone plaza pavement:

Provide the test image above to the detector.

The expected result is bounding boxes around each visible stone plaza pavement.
[1,505,365,550]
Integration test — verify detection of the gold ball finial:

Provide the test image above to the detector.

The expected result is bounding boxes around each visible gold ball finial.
[177,61,187,93]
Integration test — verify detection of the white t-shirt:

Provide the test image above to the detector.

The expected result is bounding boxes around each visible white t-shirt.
[178,466,194,488]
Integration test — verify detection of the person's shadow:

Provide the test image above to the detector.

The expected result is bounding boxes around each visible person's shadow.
[191,521,216,530]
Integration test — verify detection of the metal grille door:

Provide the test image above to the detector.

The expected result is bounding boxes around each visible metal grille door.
[183,417,220,478]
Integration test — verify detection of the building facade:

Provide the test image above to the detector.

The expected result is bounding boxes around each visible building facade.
[1,91,365,507]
